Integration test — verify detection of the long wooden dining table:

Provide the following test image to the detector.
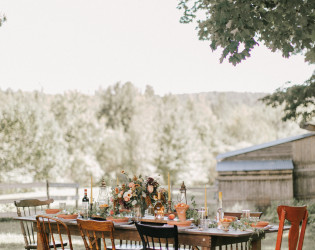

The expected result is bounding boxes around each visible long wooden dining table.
[14,216,286,250]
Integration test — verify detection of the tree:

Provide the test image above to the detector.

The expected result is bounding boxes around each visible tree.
[177,0,315,65]
[261,73,315,125]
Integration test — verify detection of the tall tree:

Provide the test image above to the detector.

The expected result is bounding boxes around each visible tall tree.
[261,73,315,125]
[177,0,315,65]
[177,0,315,123]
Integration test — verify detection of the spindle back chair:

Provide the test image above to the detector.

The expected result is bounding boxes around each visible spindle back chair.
[77,219,116,250]
[14,199,54,249]
[135,222,179,250]
[36,215,73,250]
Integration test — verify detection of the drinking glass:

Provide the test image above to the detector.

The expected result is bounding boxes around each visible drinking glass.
[59,202,66,213]
[242,210,250,219]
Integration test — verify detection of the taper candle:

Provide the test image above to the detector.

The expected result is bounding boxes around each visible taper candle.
[168,172,171,201]
[117,176,119,186]
[205,185,207,216]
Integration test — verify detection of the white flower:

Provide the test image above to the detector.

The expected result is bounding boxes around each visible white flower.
[132,200,137,205]
[118,193,122,198]
[142,192,146,198]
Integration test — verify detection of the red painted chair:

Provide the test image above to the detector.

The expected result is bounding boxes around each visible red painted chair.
[276,205,308,250]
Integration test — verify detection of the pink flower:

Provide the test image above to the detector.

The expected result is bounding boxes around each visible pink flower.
[110,210,114,215]
[120,191,124,195]
[124,197,130,202]
[147,185,154,193]
[110,197,113,202]
[129,182,135,188]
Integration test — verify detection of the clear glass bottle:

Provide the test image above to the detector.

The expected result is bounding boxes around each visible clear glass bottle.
[216,191,224,223]
[97,179,109,206]
[154,192,165,219]
[82,188,89,219]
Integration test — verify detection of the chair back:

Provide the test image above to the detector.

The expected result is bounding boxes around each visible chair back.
[276,205,308,250]
[135,222,178,250]
[77,219,116,250]
[224,211,263,220]
[36,215,73,250]
[14,199,54,249]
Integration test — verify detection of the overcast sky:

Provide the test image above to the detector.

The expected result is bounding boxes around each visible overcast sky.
[0,0,313,96]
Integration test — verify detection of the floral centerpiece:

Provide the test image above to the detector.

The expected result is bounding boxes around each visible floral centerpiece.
[111,171,167,217]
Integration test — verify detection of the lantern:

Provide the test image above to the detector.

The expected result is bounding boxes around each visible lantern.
[97,179,110,206]
[179,181,187,204]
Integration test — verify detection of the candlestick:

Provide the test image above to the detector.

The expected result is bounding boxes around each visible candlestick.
[91,176,93,203]
[205,185,207,217]
[168,172,171,201]
[167,200,172,214]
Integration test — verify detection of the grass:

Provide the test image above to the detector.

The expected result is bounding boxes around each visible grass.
[1,220,315,249]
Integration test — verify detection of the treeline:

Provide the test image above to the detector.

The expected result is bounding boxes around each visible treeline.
[0,83,303,187]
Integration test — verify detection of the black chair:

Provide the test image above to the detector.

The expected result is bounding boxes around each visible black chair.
[135,222,178,250]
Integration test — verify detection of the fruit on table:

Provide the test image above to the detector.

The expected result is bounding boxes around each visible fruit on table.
[168,214,175,220]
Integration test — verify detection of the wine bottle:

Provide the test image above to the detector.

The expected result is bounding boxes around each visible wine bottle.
[154,192,165,219]
[217,191,224,222]
[82,189,89,219]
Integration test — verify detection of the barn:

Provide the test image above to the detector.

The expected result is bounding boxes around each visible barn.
[216,132,315,209]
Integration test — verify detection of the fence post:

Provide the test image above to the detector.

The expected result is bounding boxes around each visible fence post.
[76,185,79,209]
[46,180,50,207]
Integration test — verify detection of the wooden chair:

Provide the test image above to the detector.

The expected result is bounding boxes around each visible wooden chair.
[14,199,54,249]
[36,215,73,250]
[135,222,179,250]
[276,205,308,250]
[224,211,263,219]
[77,219,117,250]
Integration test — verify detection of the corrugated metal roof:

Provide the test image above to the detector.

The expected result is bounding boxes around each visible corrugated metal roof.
[216,160,294,172]
[217,133,315,161]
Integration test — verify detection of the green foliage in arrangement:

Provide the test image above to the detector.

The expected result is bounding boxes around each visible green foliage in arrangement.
[177,0,315,65]
[261,74,315,125]
[0,14,6,27]
[0,83,303,185]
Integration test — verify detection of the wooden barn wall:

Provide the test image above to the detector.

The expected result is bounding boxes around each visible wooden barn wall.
[222,142,292,161]
[292,136,315,200]
[217,170,293,209]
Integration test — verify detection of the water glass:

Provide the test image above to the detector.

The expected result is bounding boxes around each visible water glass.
[242,210,250,219]
[198,207,208,220]
[199,218,210,230]
[59,202,66,212]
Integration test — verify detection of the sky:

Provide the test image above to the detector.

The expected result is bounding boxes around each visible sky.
[0,0,314,96]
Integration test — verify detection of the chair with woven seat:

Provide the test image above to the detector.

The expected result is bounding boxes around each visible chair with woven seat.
[77,219,117,250]
[14,199,54,249]
[276,205,308,250]
[36,215,73,250]
[135,222,179,250]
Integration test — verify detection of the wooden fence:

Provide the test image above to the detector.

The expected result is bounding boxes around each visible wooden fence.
[0,181,79,218]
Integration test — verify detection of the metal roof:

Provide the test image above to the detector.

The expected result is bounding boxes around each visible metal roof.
[217,133,315,161]
[216,160,294,172]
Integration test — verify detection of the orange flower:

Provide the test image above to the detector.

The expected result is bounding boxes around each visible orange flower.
[121,170,125,174]
[115,187,119,194]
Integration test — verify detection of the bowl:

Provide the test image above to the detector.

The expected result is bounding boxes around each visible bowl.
[57,214,78,220]
[251,221,269,228]
[224,216,237,221]
[45,209,60,214]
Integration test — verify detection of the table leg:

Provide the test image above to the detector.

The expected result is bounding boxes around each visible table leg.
[251,239,261,250]
[36,231,45,250]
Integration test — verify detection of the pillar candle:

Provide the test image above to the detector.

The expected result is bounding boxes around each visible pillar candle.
[168,172,171,201]
[205,185,207,216]
[91,176,93,203]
